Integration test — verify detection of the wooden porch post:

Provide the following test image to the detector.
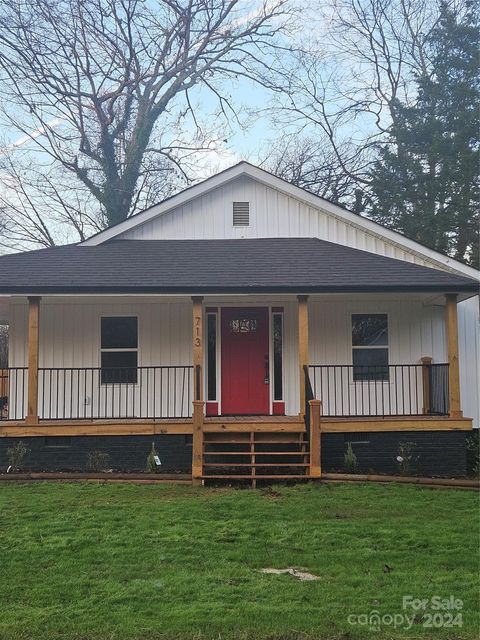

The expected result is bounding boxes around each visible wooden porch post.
[192,296,204,401]
[298,295,309,417]
[192,400,205,484]
[192,296,204,484]
[26,296,41,424]
[446,294,462,418]
[309,399,321,478]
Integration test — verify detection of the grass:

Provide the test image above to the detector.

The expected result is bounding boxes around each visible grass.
[0,481,478,640]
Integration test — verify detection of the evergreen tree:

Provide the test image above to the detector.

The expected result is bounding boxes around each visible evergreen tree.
[369,2,479,267]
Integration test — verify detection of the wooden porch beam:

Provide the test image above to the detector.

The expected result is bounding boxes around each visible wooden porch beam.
[26,296,41,424]
[297,295,309,417]
[446,294,462,418]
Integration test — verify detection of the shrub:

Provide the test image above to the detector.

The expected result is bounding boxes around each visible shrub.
[466,431,479,478]
[86,450,110,472]
[344,442,359,473]
[146,441,160,473]
[6,440,30,472]
[396,442,418,476]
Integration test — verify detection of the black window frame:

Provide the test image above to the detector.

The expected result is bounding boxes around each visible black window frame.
[351,313,389,382]
[206,311,218,402]
[100,316,138,385]
[272,311,284,401]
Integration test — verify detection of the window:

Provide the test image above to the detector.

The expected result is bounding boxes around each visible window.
[101,316,138,384]
[352,314,389,381]
[273,312,283,401]
[233,201,249,226]
[207,312,217,401]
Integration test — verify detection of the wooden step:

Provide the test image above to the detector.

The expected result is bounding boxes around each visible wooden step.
[203,450,308,456]
[201,475,310,480]
[203,462,310,468]
[203,439,308,445]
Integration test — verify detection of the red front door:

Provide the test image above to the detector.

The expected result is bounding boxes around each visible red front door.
[221,307,270,415]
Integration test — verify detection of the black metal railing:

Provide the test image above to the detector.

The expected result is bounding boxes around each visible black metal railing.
[37,366,193,420]
[0,367,28,420]
[308,363,449,417]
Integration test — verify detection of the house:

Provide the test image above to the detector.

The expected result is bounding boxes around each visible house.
[0,162,478,482]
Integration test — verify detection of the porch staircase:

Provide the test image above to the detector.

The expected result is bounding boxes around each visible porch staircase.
[201,430,310,487]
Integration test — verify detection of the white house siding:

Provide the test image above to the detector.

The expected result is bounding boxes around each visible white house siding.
[117,174,479,425]
[8,299,193,420]
[8,294,475,423]
[458,297,480,427]
[119,175,442,269]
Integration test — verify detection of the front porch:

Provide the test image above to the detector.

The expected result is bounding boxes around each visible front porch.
[0,293,473,482]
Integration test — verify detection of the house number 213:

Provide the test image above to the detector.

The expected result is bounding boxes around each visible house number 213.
[194,316,202,347]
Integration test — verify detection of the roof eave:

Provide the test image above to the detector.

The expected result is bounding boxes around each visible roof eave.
[0,284,477,295]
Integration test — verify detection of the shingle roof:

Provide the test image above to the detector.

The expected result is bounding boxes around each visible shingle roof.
[0,238,477,294]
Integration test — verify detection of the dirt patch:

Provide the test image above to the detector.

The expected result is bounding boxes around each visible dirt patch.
[259,567,320,581]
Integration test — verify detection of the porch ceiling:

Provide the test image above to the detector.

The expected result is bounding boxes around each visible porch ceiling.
[0,238,477,295]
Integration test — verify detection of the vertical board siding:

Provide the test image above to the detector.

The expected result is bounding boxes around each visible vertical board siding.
[7,296,473,421]
[9,300,192,420]
[119,176,442,272]
[458,297,480,427]
[308,298,449,418]
[97,174,478,424]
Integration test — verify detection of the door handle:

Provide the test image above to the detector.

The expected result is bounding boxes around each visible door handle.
[264,355,269,384]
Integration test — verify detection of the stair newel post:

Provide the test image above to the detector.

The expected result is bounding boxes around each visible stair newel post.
[191,296,204,484]
[309,399,321,478]
[192,398,205,485]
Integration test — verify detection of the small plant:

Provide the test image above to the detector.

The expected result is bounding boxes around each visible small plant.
[396,442,418,476]
[466,431,479,478]
[86,450,110,472]
[344,442,359,473]
[146,441,160,473]
[6,440,30,472]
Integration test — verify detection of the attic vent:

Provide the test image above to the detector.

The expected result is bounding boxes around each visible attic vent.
[233,201,250,226]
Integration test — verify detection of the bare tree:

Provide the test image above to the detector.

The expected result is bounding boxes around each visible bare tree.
[267,0,449,203]
[0,0,293,247]
[264,135,366,209]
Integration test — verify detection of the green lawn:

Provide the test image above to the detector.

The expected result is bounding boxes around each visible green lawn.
[0,482,478,640]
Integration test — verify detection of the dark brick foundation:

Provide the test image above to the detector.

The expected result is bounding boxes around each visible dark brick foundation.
[0,435,192,473]
[0,431,467,477]
[322,431,467,477]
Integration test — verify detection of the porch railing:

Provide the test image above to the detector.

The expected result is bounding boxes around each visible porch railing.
[36,366,193,420]
[0,367,28,420]
[307,363,449,417]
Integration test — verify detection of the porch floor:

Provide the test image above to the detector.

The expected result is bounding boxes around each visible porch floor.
[0,414,471,437]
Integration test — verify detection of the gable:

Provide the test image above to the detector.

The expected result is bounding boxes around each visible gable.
[84,163,479,280]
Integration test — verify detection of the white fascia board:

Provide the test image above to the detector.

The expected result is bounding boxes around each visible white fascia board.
[81,161,480,281]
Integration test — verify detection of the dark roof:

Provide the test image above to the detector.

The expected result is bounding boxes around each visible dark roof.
[0,238,477,294]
